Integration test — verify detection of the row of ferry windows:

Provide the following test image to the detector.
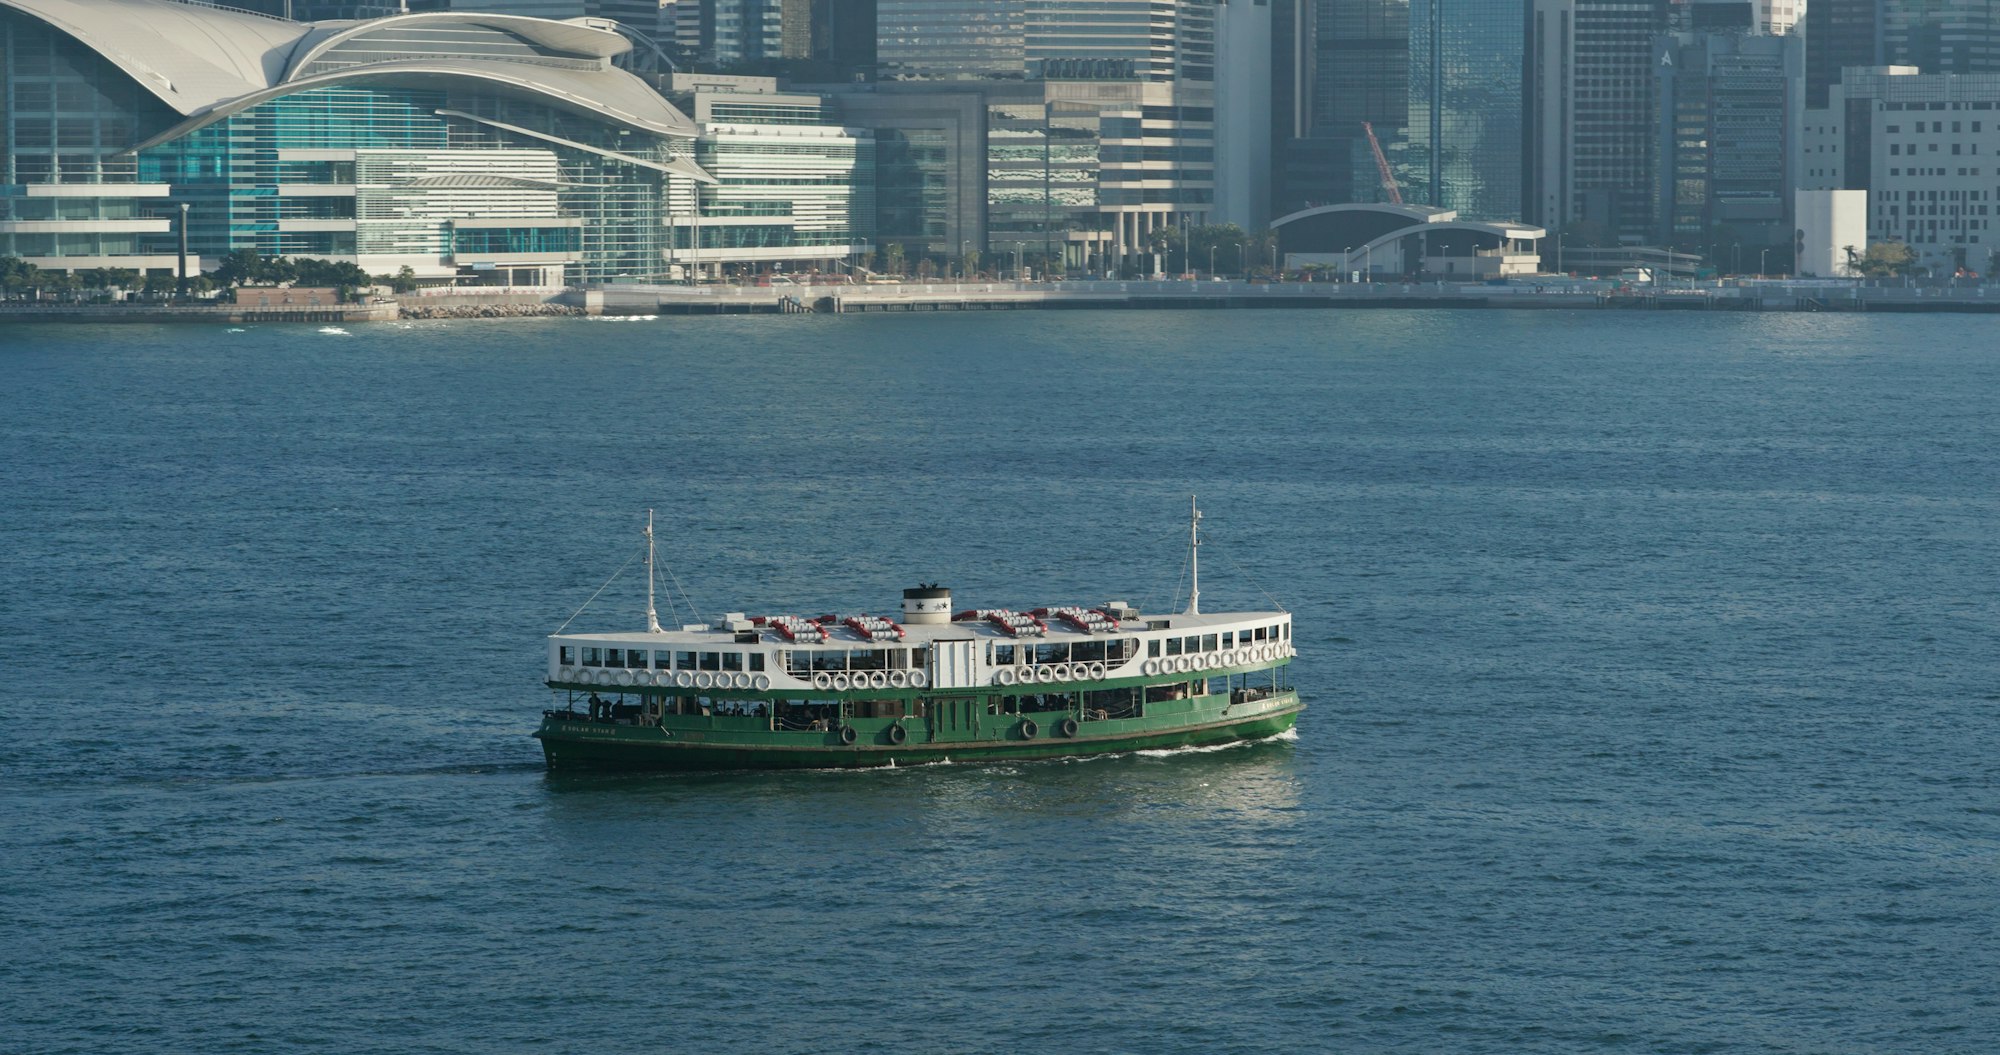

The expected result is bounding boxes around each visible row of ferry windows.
[564,645,934,673]
[1149,623,1288,659]
[567,646,768,673]
[988,638,1139,665]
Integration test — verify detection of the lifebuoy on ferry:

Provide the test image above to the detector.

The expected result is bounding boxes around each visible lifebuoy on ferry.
[1019,718,1039,739]
[996,667,1016,686]
[1141,658,1159,676]
[693,672,713,690]
[1036,665,1057,684]
[886,723,907,746]
[736,672,755,689]
[813,671,833,690]
[595,670,617,686]
[1058,717,1079,738]
[868,671,889,690]
[908,671,928,689]
[889,670,910,689]
[1088,661,1107,680]
[831,673,852,692]
[752,674,771,691]
[838,725,857,745]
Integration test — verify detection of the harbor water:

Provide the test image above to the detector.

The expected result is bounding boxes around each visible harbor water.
[2,310,1996,1053]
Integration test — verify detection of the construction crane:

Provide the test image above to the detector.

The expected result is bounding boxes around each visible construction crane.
[1361,121,1403,206]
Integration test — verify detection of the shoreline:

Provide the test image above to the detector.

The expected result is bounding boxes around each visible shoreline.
[6,280,2000,323]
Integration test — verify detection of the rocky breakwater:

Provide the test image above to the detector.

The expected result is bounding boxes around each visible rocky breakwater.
[399,301,584,320]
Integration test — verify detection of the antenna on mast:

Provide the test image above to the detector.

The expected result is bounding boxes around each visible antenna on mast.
[1187,494,1202,616]
[644,509,662,633]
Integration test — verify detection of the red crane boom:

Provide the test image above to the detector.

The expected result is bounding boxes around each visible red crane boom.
[1361,121,1403,206]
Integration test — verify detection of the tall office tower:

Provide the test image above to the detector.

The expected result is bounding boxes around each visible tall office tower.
[1407,0,1526,219]
[1653,19,1803,251]
[810,0,876,73]
[1527,0,1670,240]
[876,0,1028,79]
[1268,0,1409,216]
[868,2,1216,270]
[1805,0,1882,107]
[1214,0,1273,229]
[209,1,410,15]
[1884,0,2000,75]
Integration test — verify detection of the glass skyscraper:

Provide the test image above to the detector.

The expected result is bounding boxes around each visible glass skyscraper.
[1407,0,1525,219]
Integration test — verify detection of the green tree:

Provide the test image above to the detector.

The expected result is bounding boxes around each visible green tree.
[212,248,264,287]
[882,243,906,278]
[1853,241,1916,278]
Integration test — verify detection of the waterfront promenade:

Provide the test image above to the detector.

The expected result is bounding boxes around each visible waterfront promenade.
[7,278,2000,324]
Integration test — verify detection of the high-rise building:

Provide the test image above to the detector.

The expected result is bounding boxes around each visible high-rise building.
[1884,0,2000,76]
[1528,0,1670,240]
[866,2,1218,271]
[1800,65,2000,272]
[0,0,704,283]
[1407,0,1527,219]
[1269,0,1409,216]
[1805,0,1882,107]
[1213,0,1273,229]
[1654,22,1803,251]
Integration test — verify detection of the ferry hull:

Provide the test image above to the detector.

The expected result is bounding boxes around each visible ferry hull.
[535,698,1303,772]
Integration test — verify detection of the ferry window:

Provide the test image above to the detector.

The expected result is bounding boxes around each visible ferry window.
[560,646,575,664]
[605,648,623,667]
[651,652,667,669]
[908,645,930,667]
[749,653,765,672]
[1181,636,1198,654]
[1148,639,1162,658]
[723,652,743,672]
[1221,632,1233,648]
[1035,643,1069,664]
[1282,624,1290,640]
[1201,635,1218,652]
[677,651,696,670]
[1073,640,1105,662]
[1253,627,1267,641]
[995,644,1015,665]
[700,652,721,671]
[629,651,648,669]
[583,647,602,667]
[1165,637,1182,656]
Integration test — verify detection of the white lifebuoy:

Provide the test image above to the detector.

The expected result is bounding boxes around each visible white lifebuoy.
[813,671,833,691]
[1142,658,1160,676]
[908,671,928,689]
[644,671,662,687]
[1177,655,1194,674]
[734,672,754,689]
[832,673,852,692]
[1048,662,1067,681]
[1035,665,1057,684]
[1089,661,1107,680]
[889,670,910,689]
[592,670,613,686]
[868,671,889,690]
[996,667,1016,686]
[1266,644,1280,661]
[693,672,714,690]
[1217,650,1234,667]
[752,674,771,691]
[673,671,693,689]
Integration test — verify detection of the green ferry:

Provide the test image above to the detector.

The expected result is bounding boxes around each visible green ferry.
[534,503,1302,770]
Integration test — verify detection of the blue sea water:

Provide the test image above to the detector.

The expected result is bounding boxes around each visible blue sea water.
[2,309,1997,1054]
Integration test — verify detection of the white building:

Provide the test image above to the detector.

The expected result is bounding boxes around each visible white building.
[1802,66,2000,274]
[666,75,874,277]
[1794,189,1868,276]
[1211,0,1272,232]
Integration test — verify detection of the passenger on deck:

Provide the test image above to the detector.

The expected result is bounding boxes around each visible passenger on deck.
[588,693,606,720]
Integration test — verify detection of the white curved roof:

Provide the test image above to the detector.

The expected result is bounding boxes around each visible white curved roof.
[1271,202,1456,228]
[4,0,691,138]
[0,0,310,115]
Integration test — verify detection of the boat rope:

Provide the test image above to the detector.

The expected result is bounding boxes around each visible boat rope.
[1205,531,1291,613]
[554,545,642,634]
[661,560,704,627]
[1137,519,1192,615]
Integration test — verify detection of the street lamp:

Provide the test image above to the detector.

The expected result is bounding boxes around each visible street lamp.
[1733,241,1742,276]
[1760,248,1769,278]
[1363,242,1374,282]
[1344,246,1352,282]
[1209,244,1217,279]
[1232,243,1242,280]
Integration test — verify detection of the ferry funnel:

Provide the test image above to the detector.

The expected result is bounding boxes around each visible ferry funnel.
[903,584,951,624]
